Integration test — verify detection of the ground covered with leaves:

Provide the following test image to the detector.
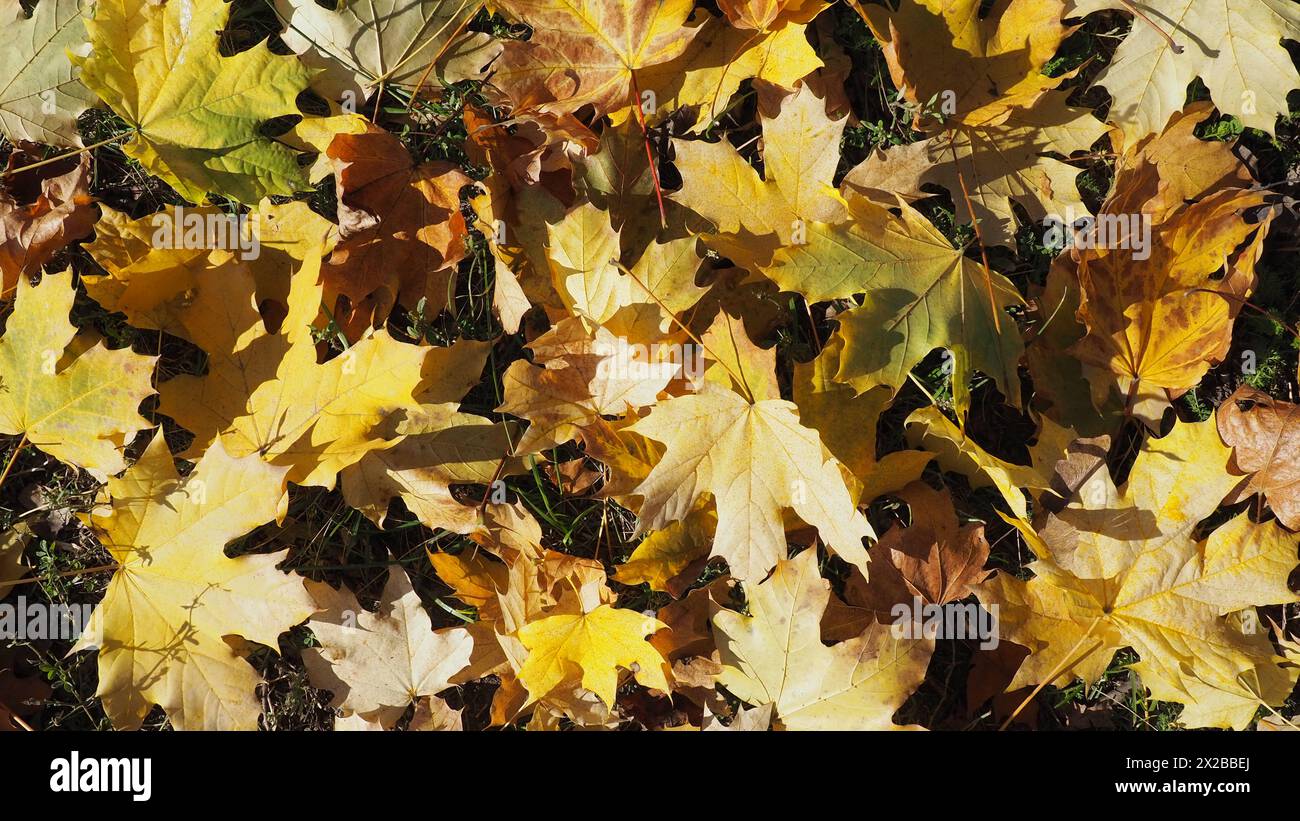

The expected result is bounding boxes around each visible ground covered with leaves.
[1,0,1300,732]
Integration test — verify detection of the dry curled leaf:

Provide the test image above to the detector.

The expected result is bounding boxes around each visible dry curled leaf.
[0,149,97,295]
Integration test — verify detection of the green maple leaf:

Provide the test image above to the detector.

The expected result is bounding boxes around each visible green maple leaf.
[75,0,313,204]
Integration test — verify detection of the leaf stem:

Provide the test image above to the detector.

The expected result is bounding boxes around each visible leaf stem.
[998,614,1105,730]
[629,72,668,230]
[613,259,757,403]
[0,133,132,180]
[0,434,28,495]
[1117,0,1184,54]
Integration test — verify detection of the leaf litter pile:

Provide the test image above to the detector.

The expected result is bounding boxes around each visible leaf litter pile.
[2,0,1300,733]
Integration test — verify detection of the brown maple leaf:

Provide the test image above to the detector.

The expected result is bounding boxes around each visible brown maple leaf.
[1217,385,1300,530]
[321,126,471,338]
[823,482,991,641]
[0,146,97,296]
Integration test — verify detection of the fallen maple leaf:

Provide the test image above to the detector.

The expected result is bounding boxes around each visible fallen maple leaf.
[0,0,96,146]
[73,432,315,730]
[544,200,704,326]
[629,381,873,582]
[74,0,313,203]
[0,269,155,480]
[868,482,992,608]
[786,194,1025,414]
[845,0,1105,246]
[718,0,826,31]
[517,604,671,709]
[275,0,482,103]
[905,406,1042,519]
[303,563,475,727]
[0,526,30,588]
[1069,152,1270,417]
[791,335,932,504]
[1069,0,1300,144]
[498,316,678,453]
[1218,385,1300,531]
[713,548,934,730]
[340,404,525,534]
[976,419,1300,729]
[160,253,435,487]
[627,14,824,133]
[671,81,846,267]
[613,505,716,593]
[0,148,97,297]
[321,126,472,338]
[491,0,701,117]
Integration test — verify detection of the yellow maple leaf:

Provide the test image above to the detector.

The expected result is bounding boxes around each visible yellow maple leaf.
[544,200,704,326]
[160,253,434,487]
[498,316,679,453]
[976,419,1300,729]
[792,335,932,505]
[517,603,670,708]
[340,405,525,534]
[713,548,934,730]
[671,81,846,265]
[780,194,1024,413]
[73,432,315,730]
[845,0,1105,246]
[628,382,872,582]
[0,269,155,480]
[624,14,824,132]
[492,0,700,117]
[1070,0,1300,144]
[1070,158,1269,417]
[613,505,715,592]
[74,0,314,204]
